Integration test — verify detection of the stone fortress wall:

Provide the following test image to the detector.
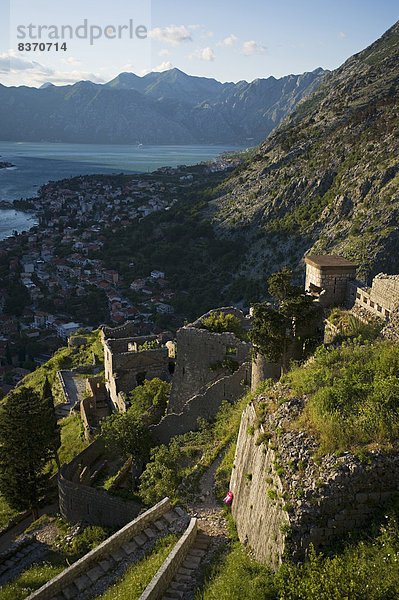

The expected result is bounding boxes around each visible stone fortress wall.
[305,255,358,307]
[347,273,399,321]
[168,307,252,414]
[100,320,138,342]
[305,254,399,329]
[230,403,288,567]
[230,398,399,567]
[150,308,252,444]
[58,439,141,529]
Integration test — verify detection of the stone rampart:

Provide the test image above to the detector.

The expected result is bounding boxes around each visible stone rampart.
[169,314,251,415]
[151,362,250,444]
[101,320,137,342]
[230,404,288,567]
[230,391,399,567]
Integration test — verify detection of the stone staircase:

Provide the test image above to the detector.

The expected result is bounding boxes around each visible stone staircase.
[22,500,188,600]
[161,530,210,600]
[48,508,188,600]
[0,533,47,587]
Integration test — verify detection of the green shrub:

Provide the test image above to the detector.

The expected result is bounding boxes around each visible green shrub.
[139,394,249,505]
[327,308,383,342]
[69,525,109,556]
[201,312,246,340]
[138,440,181,505]
[286,341,399,454]
[255,432,271,446]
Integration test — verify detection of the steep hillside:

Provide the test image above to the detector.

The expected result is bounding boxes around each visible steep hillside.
[213,21,399,281]
[0,68,326,145]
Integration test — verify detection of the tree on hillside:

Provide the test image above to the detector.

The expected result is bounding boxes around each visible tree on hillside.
[42,377,61,470]
[267,266,302,302]
[0,387,54,519]
[250,268,322,373]
[101,412,152,467]
[138,440,181,505]
[127,378,170,422]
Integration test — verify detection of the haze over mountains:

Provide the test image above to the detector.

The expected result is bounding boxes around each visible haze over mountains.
[0,67,327,145]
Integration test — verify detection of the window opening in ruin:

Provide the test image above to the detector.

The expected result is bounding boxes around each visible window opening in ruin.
[136,371,146,386]
[168,361,175,375]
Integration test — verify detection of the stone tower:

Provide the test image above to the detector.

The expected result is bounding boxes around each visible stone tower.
[305,254,358,307]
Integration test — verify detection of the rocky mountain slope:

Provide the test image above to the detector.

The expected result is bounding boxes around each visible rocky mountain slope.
[0,68,326,145]
[213,21,399,281]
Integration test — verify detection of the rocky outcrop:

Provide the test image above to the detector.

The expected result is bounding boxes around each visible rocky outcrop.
[214,20,399,280]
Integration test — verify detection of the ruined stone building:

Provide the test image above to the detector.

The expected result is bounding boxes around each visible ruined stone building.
[80,376,110,440]
[102,322,174,412]
[151,308,252,443]
[101,257,399,430]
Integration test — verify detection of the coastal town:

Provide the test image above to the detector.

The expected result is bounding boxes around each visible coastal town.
[0,156,240,394]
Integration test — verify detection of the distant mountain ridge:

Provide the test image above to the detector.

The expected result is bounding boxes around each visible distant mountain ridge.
[0,67,327,145]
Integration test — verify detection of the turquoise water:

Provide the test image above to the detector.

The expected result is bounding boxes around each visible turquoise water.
[0,141,240,240]
[0,141,240,202]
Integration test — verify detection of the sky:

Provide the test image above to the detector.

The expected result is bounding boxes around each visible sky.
[0,0,398,87]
